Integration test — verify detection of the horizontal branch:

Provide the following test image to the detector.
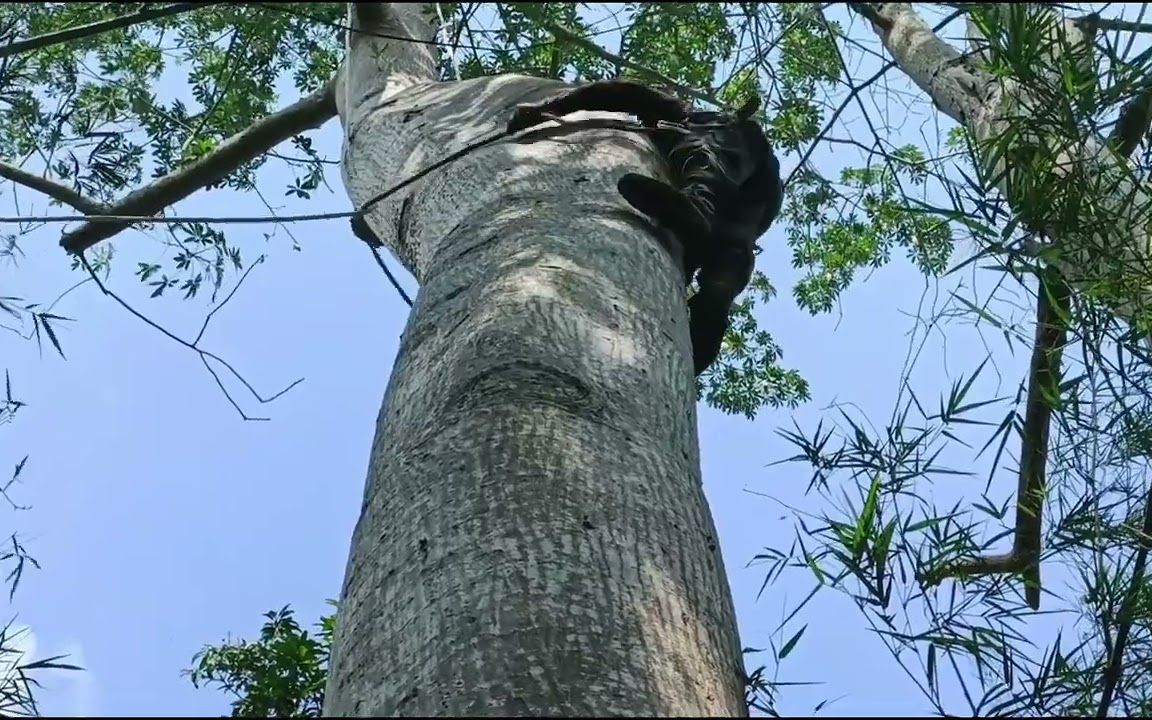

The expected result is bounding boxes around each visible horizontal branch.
[60,75,338,254]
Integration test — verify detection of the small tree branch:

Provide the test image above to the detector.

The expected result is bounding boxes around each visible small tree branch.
[0,3,218,60]
[78,254,302,420]
[60,75,338,254]
[0,161,105,215]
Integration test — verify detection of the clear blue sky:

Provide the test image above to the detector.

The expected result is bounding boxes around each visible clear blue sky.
[6,5,1060,716]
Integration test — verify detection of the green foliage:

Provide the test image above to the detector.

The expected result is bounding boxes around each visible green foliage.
[0,3,343,300]
[478,4,615,81]
[698,277,810,419]
[788,147,954,314]
[187,605,335,718]
[619,4,736,90]
[0,2,865,418]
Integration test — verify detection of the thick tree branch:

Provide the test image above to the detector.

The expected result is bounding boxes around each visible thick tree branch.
[338,3,439,123]
[0,161,105,215]
[853,3,1152,320]
[60,76,337,254]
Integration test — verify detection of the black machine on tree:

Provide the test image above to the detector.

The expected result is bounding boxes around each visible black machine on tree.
[507,78,785,375]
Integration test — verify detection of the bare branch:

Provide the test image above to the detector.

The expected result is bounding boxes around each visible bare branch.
[78,254,302,421]
[60,75,338,254]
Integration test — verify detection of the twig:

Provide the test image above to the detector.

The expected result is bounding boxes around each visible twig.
[785,62,893,189]
[78,253,302,421]
[193,256,266,346]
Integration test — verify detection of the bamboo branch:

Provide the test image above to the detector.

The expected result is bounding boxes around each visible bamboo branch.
[938,269,1070,610]
[1097,480,1152,716]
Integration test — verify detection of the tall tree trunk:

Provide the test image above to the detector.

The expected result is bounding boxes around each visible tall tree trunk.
[323,4,747,716]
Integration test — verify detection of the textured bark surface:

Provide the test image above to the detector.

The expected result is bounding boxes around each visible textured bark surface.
[323,4,747,716]
[856,3,1152,318]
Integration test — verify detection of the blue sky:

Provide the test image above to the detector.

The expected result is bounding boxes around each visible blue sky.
[2,5,1068,717]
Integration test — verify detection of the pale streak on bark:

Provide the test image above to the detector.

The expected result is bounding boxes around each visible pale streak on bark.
[325,3,747,716]
[856,3,1152,319]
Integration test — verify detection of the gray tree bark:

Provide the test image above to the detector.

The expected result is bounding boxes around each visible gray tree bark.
[323,4,747,716]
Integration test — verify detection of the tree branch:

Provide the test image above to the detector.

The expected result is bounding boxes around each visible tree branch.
[0,3,218,60]
[78,254,302,421]
[60,75,338,254]
[0,161,105,215]
[338,3,440,122]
